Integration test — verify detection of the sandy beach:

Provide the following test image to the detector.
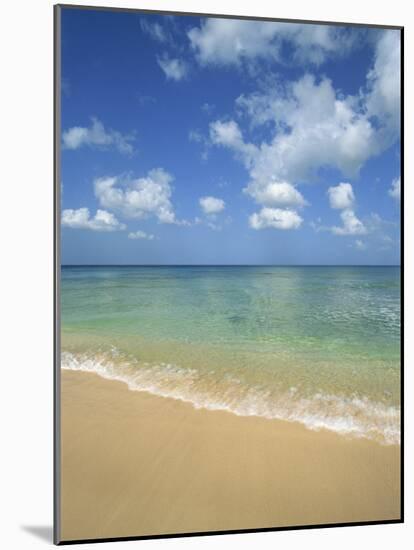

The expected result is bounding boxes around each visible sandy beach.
[59,369,400,541]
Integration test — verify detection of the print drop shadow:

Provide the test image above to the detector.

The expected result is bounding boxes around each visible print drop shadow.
[21,525,53,543]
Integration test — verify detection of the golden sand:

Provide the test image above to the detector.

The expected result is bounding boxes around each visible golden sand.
[59,369,400,542]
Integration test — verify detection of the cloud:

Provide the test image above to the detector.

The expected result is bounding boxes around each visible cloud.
[128,230,155,240]
[198,195,227,231]
[157,55,188,81]
[140,16,180,45]
[209,29,400,197]
[199,196,225,215]
[332,208,367,236]
[389,176,401,200]
[188,19,358,67]
[365,214,399,251]
[189,129,203,143]
[366,30,401,138]
[327,182,355,210]
[355,239,367,250]
[189,129,211,161]
[94,168,177,224]
[246,180,307,208]
[249,207,303,230]
[365,212,398,233]
[210,119,243,145]
[326,182,366,236]
[62,117,135,155]
[188,19,279,66]
[140,19,168,43]
[209,119,257,161]
[201,102,215,114]
[61,208,126,231]
[210,120,307,228]
[232,75,379,182]
[207,31,399,235]
[313,209,396,245]
[210,75,378,235]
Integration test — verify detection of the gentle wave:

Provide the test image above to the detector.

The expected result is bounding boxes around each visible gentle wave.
[61,350,400,446]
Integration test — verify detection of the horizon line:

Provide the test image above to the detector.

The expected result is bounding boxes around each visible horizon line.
[61,264,401,268]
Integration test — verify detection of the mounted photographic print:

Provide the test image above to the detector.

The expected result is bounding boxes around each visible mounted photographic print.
[54,4,403,545]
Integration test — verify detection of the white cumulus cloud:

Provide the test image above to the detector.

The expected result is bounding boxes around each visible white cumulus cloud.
[209,119,257,160]
[199,196,225,215]
[61,208,126,231]
[326,183,366,236]
[62,117,134,155]
[249,208,303,230]
[246,180,307,208]
[332,209,367,236]
[209,121,307,229]
[230,74,379,183]
[94,168,177,224]
[327,182,355,210]
[207,30,400,233]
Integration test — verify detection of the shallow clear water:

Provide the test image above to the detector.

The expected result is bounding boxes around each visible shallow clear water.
[61,266,401,444]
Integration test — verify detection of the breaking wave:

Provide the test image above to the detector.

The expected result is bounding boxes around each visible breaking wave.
[62,349,400,446]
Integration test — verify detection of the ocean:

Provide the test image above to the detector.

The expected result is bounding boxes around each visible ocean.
[61,265,401,445]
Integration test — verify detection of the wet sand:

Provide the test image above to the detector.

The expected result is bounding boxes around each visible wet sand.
[60,369,400,542]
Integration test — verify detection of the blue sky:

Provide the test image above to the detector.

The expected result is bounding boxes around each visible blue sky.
[60,8,401,265]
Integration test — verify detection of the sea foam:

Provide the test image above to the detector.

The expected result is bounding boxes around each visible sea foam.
[61,350,400,446]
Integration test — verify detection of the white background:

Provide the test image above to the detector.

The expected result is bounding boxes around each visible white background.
[0,0,411,548]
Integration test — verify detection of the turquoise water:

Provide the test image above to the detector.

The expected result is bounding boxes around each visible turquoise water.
[61,266,401,444]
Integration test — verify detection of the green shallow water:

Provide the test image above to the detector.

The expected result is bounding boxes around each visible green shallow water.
[61,266,401,444]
